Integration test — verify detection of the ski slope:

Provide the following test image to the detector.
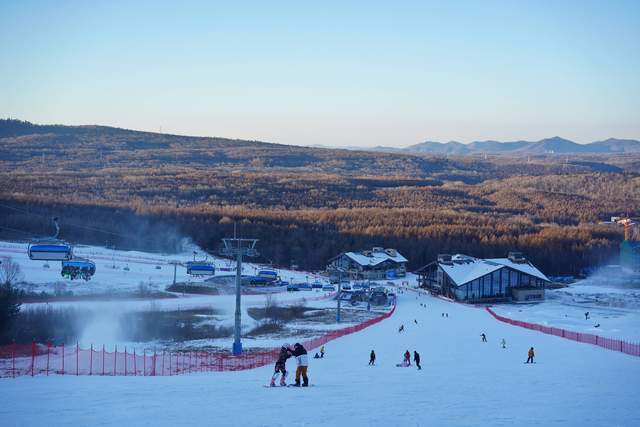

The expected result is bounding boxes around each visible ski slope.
[0,241,327,296]
[492,272,640,342]
[2,289,638,426]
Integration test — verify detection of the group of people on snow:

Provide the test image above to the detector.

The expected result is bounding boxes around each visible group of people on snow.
[270,342,310,387]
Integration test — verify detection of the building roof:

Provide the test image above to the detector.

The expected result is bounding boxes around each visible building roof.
[439,255,503,286]
[342,250,408,267]
[439,254,549,286]
[486,258,550,282]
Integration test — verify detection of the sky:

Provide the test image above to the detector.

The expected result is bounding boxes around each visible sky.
[1,0,639,147]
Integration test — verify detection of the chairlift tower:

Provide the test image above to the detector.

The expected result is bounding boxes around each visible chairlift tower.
[222,236,258,355]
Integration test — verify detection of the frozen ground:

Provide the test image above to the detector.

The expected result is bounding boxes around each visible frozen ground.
[492,268,640,342]
[1,289,639,427]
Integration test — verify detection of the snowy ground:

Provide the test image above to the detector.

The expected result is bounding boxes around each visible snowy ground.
[0,241,328,296]
[492,268,640,342]
[1,289,639,427]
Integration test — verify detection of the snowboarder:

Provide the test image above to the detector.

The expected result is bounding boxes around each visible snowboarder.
[585,311,590,320]
[270,344,292,387]
[291,343,309,387]
[594,323,601,328]
[481,333,487,342]
[369,350,376,366]
[446,313,448,318]
[526,347,535,364]
[398,325,404,333]
[314,353,320,359]
[320,345,325,358]
[404,350,411,366]
[414,319,418,324]
[441,313,444,317]
[413,351,421,370]
[501,338,506,349]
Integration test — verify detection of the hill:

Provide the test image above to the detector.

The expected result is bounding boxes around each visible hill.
[1,119,639,276]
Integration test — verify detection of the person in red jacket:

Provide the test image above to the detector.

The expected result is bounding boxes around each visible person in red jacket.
[404,350,411,366]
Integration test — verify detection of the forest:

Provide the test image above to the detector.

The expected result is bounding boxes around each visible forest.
[1,119,639,275]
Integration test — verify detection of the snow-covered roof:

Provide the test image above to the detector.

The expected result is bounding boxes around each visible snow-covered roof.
[439,255,503,286]
[486,258,550,282]
[343,250,407,267]
[439,254,549,286]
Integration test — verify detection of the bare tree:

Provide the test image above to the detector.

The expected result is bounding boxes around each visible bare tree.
[0,257,22,286]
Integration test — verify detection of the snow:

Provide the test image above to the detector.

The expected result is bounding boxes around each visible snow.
[440,255,503,285]
[0,241,328,296]
[486,258,549,282]
[2,287,639,426]
[343,250,408,266]
[492,270,640,342]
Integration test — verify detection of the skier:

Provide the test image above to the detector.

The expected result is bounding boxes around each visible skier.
[270,344,292,387]
[314,353,320,359]
[585,311,590,320]
[414,319,418,325]
[290,343,309,387]
[501,338,506,349]
[398,324,405,333]
[369,350,376,366]
[413,351,421,370]
[526,347,535,364]
[320,345,325,358]
[481,333,487,342]
[404,350,411,366]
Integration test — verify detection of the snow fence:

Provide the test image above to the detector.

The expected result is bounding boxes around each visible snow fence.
[0,305,396,378]
[485,307,640,357]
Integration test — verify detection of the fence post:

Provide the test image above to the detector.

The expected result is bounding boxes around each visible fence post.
[153,350,157,376]
[162,351,165,376]
[46,341,51,376]
[133,349,137,376]
[125,347,128,376]
[102,344,105,376]
[76,342,79,376]
[169,352,172,376]
[62,342,65,375]
[189,352,192,373]
[90,344,93,376]
[31,340,35,377]
[143,349,146,376]
[12,342,16,378]
[114,345,117,376]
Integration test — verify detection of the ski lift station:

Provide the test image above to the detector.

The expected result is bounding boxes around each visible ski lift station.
[326,247,407,281]
[416,252,550,303]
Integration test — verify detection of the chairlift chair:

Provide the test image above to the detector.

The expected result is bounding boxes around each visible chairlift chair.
[186,251,215,276]
[28,217,73,261]
[61,257,96,281]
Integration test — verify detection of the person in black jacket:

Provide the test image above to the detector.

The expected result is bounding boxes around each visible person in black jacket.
[270,344,291,386]
[290,343,309,387]
[413,351,421,370]
[369,350,376,365]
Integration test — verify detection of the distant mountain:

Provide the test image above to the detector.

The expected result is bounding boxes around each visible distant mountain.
[405,141,470,155]
[403,136,640,155]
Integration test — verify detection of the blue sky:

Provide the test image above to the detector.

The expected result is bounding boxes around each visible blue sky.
[1,0,638,146]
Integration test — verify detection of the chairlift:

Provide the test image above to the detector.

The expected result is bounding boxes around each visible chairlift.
[61,257,96,281]
[186,251,215,276]
[28,217,73,261]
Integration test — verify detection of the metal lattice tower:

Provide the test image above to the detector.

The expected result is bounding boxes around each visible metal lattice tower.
[221,236,258,355]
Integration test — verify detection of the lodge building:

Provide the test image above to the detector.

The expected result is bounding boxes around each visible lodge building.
[416,252,549,303]
[327,247,407,281]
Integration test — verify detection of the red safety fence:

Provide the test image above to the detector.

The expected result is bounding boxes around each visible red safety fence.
[0,305,395,378]
[485,307,640,357]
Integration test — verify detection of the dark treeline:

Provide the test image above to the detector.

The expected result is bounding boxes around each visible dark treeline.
[0,199,622,275]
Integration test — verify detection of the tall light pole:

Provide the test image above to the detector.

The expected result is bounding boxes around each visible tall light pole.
[221,235,258,355]
[328,265,347,323]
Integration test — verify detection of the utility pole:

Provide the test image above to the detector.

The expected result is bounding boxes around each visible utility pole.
[328,265,347,323]
[221,230,258,355]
